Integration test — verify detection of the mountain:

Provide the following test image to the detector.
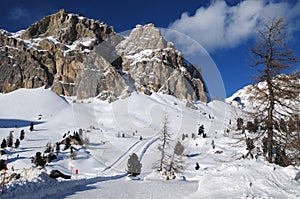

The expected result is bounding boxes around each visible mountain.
[0,9,207,104]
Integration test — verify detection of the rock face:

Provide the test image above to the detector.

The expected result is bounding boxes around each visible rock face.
[0,10,208,104]
[117,24,207,102]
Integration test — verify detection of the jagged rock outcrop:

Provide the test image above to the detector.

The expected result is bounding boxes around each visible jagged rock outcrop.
[117,24,207,102]
[0,10,208,104]
[0,9,123,97]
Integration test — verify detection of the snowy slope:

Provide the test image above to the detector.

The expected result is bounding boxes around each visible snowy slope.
[0,88,299,198]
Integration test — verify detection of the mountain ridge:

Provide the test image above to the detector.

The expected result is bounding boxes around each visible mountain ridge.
[0,9,208,105]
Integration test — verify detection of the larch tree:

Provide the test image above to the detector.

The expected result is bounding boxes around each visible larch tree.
[155,112,172,171]
[250,18,300,165]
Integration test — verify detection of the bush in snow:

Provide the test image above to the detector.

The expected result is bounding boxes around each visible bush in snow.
[211,140,215,149]
[127,153,142,177]
[236,118,244,130]
[243,137,255,159]
[44,142,53,153]
[198,125,204,136]
[32,152,46,167]
[191,133,196,140]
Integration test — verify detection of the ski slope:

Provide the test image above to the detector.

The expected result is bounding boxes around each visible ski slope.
[0,87,299,198]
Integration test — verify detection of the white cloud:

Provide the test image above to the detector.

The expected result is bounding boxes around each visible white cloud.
[168,0,300,53]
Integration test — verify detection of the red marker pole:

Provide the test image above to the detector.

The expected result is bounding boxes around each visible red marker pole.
[75,169,78,179]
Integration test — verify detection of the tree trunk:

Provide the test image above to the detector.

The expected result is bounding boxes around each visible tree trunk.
[266,57,274,163]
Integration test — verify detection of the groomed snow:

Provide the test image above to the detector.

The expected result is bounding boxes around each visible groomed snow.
[0,87,299,198]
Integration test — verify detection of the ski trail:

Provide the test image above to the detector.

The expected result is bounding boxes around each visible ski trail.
[102,134,159,173]
[138,135,159,161]
[102,140,141,172]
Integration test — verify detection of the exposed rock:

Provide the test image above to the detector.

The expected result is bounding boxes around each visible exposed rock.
[0,9,123,100]
[75,45,130,100]
[116,24,208,103]
[0,10,208,104]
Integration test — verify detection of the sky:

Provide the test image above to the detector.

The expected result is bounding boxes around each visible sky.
[0,0,299,97]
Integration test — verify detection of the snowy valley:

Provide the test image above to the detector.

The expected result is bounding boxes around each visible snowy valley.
[0,87,299,198]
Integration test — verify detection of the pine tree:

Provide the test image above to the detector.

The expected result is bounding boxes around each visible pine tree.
[55,142,60,156]
[249,18,300,164]
[29,122,34,131]
[20,129,25,140]
[1,139,7,148]
[127,153,142,177]
[14,139,20,148]
[64,137,71,150]
[7,131,13,148]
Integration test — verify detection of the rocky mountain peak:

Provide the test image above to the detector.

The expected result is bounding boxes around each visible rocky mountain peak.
[118,23,173,54]
[0,10,208,105]
[20,9,114,45]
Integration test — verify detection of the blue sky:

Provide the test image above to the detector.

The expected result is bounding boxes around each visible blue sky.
[0,0,299,97]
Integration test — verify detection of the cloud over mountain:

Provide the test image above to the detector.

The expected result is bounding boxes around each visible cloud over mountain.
[168,0,300,53]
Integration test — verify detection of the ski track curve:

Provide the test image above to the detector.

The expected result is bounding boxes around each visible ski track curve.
[102,134,159,173]
[2,135,160,199]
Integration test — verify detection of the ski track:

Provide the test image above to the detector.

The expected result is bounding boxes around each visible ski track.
[102,134,159,173]
[2,135,160,199]
[102,140,141,172]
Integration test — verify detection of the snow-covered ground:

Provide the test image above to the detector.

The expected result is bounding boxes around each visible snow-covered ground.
[0,87,299,198]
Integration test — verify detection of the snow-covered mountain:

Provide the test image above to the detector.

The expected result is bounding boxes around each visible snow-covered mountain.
[0,9,207,105]
[0,9,300,199]
[0,87,299,198]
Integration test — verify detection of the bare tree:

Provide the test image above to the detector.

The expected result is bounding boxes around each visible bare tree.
[250,18,300,164]
[155,113,172,171]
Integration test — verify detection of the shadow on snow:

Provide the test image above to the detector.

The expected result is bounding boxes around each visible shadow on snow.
[0,119,45,128]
